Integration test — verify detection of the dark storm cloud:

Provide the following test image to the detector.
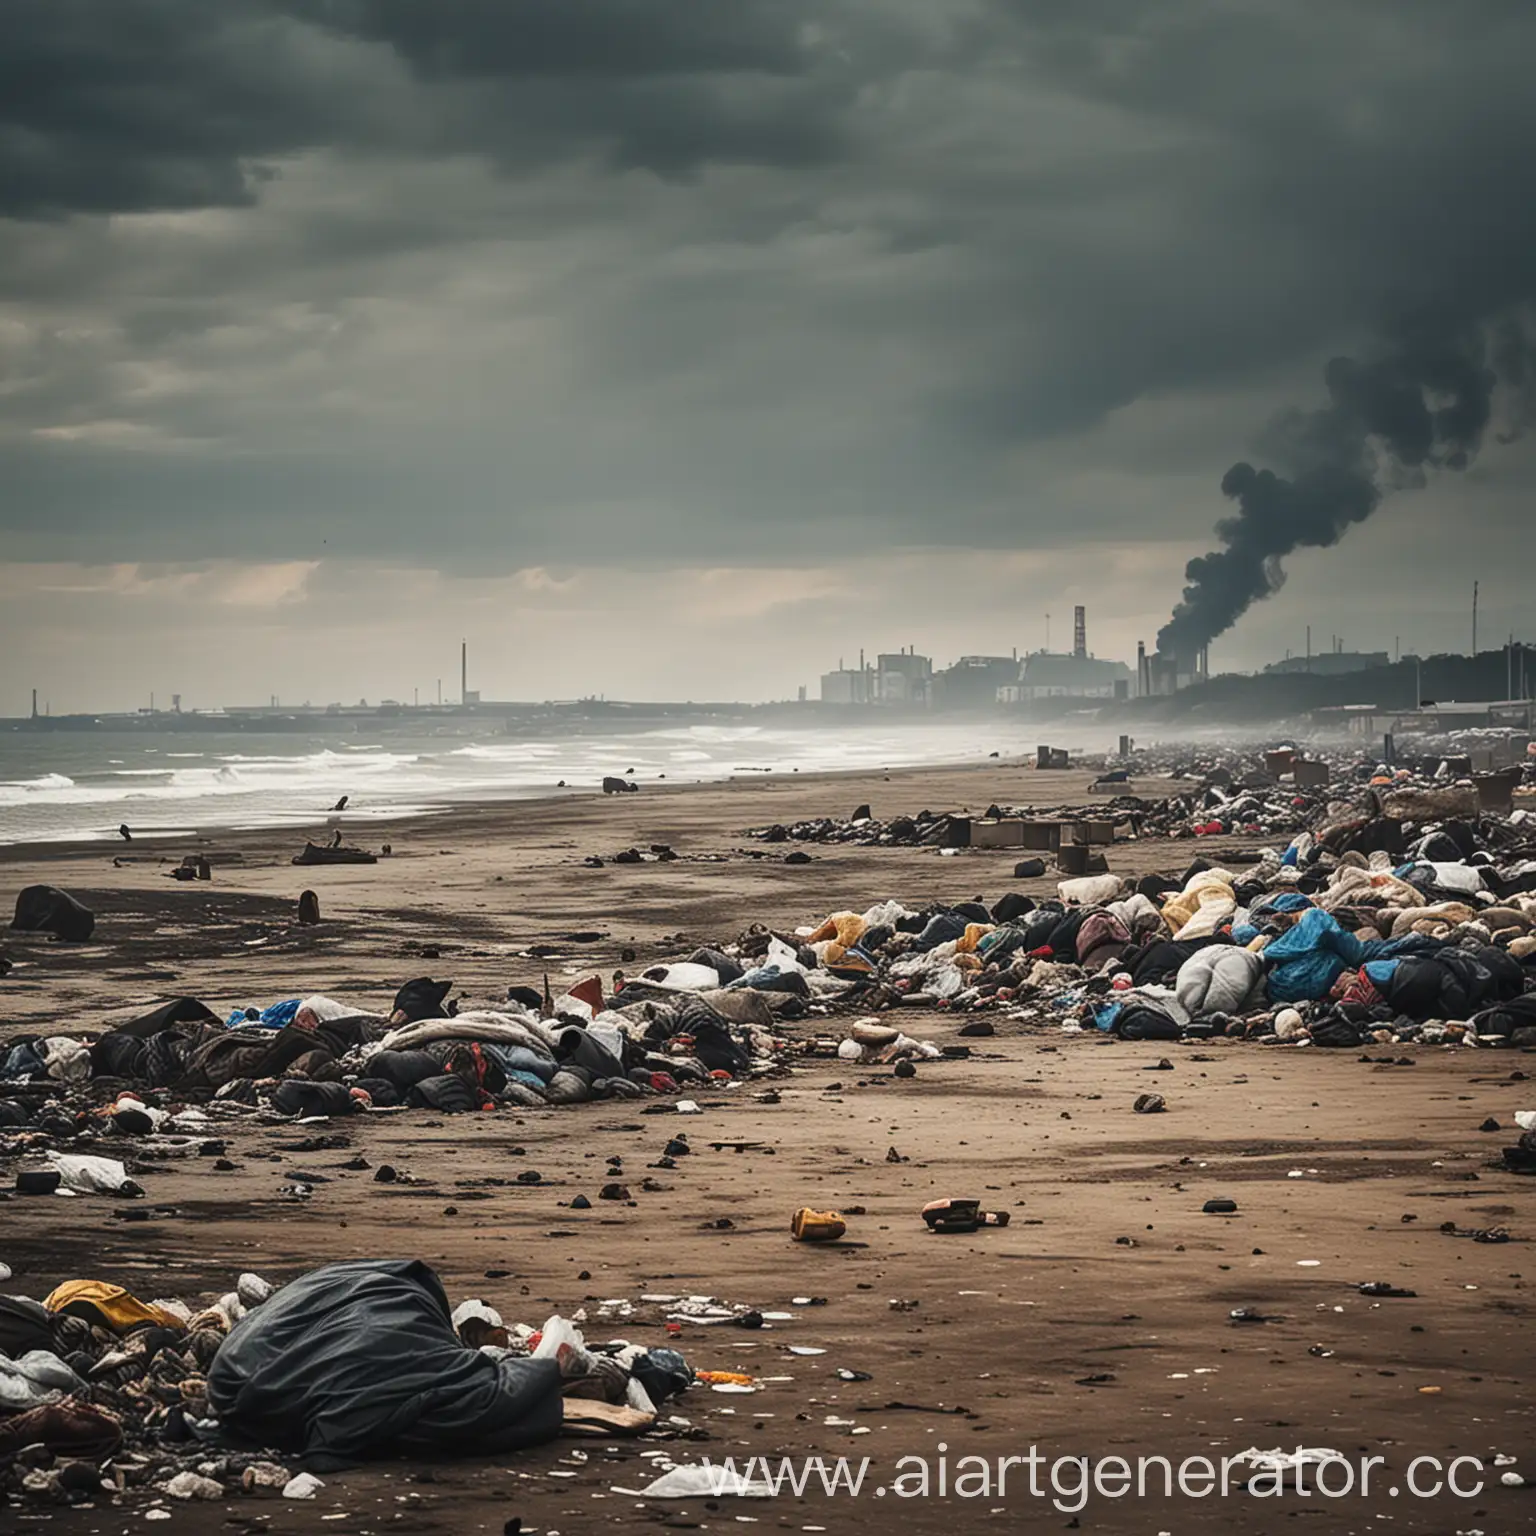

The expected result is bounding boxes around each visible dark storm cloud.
[1,0,1534,590]
[295,0,812,79]
[0,0,855,222]
[0,0,353,218]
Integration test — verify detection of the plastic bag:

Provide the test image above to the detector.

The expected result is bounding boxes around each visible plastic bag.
[633,1463,775,1498]
[48,1153,144,1197]
[765,937,807,974]
[0,1351,85,1411]
[632,1347,692,1404]
[532,1315,595,1379]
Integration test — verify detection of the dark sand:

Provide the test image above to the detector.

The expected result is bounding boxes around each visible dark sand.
[3,764,1533,1534]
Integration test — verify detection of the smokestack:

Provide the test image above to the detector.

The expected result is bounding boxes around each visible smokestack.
[1472,581,1479,657]
[30,688,37,720]
[1073,605,1087,659]
[1136,640,1147,697]
[1157,312,1534,658]
[461,640,467,704]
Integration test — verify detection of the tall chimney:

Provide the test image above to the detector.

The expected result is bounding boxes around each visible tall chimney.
[1136,641,1146,697]
[1073,605,1087,659]
[461,640,467,703]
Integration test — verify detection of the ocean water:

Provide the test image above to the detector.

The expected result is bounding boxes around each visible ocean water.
[0,719,1086,846]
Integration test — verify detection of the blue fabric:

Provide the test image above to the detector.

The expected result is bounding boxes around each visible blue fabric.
[505,1070,550,1093]
[1363,959,1400,987]
[478,1044,557,1084]
[1093,1001,1123,1033]
[226,1001,300,1029]
[1264,909,1365,1002]
[728,965,807,993]
[1359,934,1443,961]
[1282,843,1301,867]
[1249,891,1313,923]
[2,1041,45,1080]
[1231,924,1261,945]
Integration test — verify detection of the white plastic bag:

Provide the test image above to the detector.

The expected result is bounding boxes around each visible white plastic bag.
[47,1153,143,1197]
[0,1351,85,1411]
[533,1315,595,1378]
[632,1463,775,1498]
[764,937,807,975]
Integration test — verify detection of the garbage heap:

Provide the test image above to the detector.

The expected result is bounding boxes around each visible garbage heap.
[0,1258,691,1508]
[784,800,1535,1051]
[1,959,812,1129]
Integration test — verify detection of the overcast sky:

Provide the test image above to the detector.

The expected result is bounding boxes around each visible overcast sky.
[4,0,1534,714]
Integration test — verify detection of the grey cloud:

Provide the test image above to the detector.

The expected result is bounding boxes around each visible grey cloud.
[0,0,1533,607]
[0,1,371,218]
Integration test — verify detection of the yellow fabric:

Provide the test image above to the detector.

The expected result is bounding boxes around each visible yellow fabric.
[807,912,867,947]
[1162,882,1236,934]
[955,922,994,954]
[45,1280,181,1333]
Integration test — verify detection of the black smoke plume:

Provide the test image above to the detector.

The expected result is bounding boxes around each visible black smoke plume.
[1157,313,1533,661]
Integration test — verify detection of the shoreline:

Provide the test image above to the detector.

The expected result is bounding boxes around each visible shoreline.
[0,751,1083,865]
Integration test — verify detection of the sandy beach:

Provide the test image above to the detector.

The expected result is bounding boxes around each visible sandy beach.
[3,763,1533,1534]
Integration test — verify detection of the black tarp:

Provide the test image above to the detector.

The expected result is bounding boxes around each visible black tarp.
[270,1080,358,1117]
[11,885,95,942]
[392,977,453,1022]
[0,1295,55,1357]
[113,997,220,1039]
[207,1259,564,1468]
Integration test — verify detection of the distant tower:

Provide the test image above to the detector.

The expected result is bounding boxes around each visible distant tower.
[1073,605,1087,659]
[461,640,467,704]
[31,688,37,720]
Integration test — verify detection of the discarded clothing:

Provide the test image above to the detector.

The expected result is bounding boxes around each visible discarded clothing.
[45,1280,183,1333]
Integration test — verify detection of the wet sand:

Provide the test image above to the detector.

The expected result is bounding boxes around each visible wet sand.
[3,763,1534,1534]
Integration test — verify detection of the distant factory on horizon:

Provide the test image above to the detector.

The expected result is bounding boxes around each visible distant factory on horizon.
[819,607,1134,708]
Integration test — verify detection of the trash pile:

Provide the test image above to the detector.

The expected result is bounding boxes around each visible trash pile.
[1156,752,1532,840]
[0,1257,692,1507]
[746,800,1153,849]
[0,961,807,1128]
[772,801,1536,1051]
